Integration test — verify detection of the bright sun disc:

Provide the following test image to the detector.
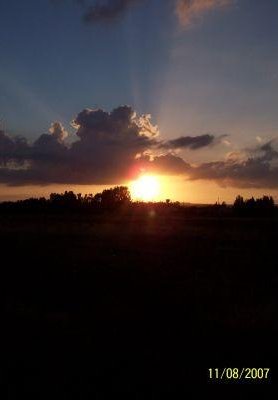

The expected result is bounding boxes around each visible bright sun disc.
[130,175,160,201]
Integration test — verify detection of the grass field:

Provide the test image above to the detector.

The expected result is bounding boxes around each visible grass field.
[2,209,278,396]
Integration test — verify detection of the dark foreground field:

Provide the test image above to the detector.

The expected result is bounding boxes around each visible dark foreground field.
[1,209,278,397]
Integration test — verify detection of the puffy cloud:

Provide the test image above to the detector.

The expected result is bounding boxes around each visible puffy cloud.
[176,0,232,27]
[72,105,157,144]
[68,106,158,183]
[49,122,68,143]
[0,106,159,185]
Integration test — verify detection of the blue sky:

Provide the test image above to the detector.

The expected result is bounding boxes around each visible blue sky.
[0,0,278,202]
[1,0,277,138]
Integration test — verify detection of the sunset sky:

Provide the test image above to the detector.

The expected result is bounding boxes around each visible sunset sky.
[0,0,278,203]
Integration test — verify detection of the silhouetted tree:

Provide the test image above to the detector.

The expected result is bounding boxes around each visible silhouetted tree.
[93,186,131,209]
[234,195,244,209]
[233,194,275,216]
[50,191,77,208]
[257,195,274,209]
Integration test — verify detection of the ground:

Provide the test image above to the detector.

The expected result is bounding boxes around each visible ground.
[2,209,278,397]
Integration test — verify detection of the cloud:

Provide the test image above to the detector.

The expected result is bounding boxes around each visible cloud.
[0,130,29,166]
[160,133,226,150]
[135,153,190,175]
[188,159,278,189]
[257,141,278,162]
[136,140,278,189]
[83,0,141,23]
[187,140,278,188]
[176,0,232,27]
[0,106,215,185]
[52,0,233,27]
[68,105,159,183]
[1,106,278,189]
[49,121,69,143]
[51,0,142,24]
[0,106,159,185]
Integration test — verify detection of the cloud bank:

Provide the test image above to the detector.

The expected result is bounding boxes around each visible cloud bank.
[1,105,278,188]
[187,141,278,188]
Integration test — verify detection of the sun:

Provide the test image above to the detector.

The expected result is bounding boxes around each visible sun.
[130,175,160,201]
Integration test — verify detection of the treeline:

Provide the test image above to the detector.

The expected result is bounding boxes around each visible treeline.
[49,186,131,209]
[232,195,275,216]
[234,195,274,209]
[0,188,276,217]
[0,186,131,212]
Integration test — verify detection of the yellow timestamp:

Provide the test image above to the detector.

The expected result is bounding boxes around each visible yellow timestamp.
[208,368,271,381]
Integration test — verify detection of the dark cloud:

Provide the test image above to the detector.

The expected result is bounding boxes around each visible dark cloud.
[0,107,158,185]
[188,141,278,188]
[0,130,30,166]
[188,159,278,189]
[148,154,190,174]
[133,153,190,176]
[160,133,224,150]
[51,0,234,26]
[256,140,278,162]
[83,0,141,23]
[0,130,16,164]
[1,106,278,189]
[51,0,143,23]
[68,106,158,183]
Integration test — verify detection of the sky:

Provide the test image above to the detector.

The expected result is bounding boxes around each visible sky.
[0,0,278,203]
